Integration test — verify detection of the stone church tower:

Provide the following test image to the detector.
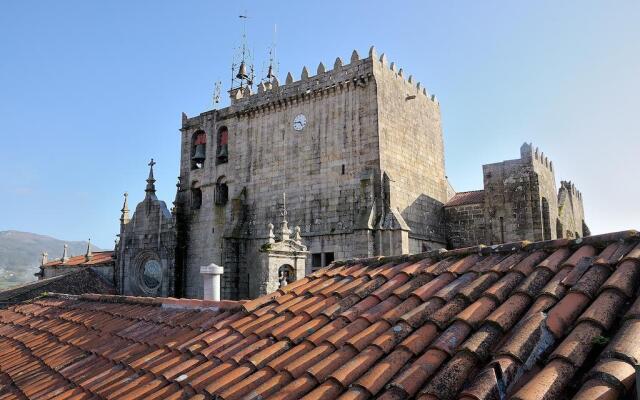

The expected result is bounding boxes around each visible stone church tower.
[174,47,449,299]
[113,46,587,301]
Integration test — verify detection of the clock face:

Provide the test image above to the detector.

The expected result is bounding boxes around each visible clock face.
[293,114,307,131]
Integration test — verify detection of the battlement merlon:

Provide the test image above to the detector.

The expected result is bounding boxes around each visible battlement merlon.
[560,180,583,200]
[519,142,555,173]
[180,46,439,129]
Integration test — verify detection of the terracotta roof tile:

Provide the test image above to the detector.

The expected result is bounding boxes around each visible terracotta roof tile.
[42,251,115,267]
[572,379,621,400]
[587,358,636,393]
[444,190,484,207]
[602,318,640,365]
[511,359,575,400]
[3,230,640,399]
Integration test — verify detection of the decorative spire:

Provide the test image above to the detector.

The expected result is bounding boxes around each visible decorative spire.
[145,159,156,196]
[267,223,275,244]
[41,252,48,266]
[279,192,290,241]
[85,239,93,261]
[120,192,130,224]
[293,226,302,244]
[61,244,69,263]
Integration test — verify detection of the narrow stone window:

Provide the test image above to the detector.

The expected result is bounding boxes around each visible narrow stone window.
[341,164,345,175]
[311,253,322,271]
[499,217,505,243]
[216,126,229,164]
[192,187,202,210]
[541,198,551,240]
[191,130,207,170]
[214,183,228,206]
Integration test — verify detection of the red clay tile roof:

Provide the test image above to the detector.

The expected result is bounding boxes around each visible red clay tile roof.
[445,190,485,207]
[0,269,116,306]
[43,250,115,267]
[2,231,640,399]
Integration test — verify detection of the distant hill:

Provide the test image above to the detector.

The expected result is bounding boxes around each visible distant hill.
[0,231,103,289]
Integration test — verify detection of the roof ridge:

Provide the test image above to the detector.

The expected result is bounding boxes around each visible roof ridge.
[331,230,640,267]
[454,189,485,194]
[39,292,244,312]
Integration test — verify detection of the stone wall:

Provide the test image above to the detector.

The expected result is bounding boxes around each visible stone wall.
[445,202,487,248]
[177,52,384,299]
[481,143,558,243]
[176,48,449,299]
[373,54,448,247]
[557,181,586,238]
[446,143,586,248]
[42,264,114,283]
[117,191,177,297]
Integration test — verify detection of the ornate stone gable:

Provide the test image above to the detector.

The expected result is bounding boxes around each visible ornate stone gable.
[116,160,177,297]
[255,196,309,297]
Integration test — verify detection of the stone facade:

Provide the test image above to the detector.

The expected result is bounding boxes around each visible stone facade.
[444,196,486,249]
[173,48,449,299]
[116,162,177,297]
[557,180,588,238]
[445,143,588,248]
[113,47,588,301]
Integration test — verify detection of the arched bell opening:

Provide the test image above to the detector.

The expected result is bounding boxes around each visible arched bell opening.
[191,130,207,170]
[216,126,229,165]
[278,264,295,288]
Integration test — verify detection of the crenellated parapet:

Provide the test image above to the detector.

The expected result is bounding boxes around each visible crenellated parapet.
[560,180,583,200]
[519,142,554,173]
[373,47,438,105]
[206,46,439,116]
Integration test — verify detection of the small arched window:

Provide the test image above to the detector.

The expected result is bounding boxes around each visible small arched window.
[541,198,551,240]
[191,130,207,170]
[216,126,229,164]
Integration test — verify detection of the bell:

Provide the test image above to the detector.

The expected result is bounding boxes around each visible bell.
[192,144,206,163]
[236,61,248,80]
[266,64,275,79]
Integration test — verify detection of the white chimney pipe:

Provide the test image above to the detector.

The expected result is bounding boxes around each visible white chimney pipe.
[200,263,224,301]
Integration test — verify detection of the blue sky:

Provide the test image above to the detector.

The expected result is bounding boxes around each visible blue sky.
[0,1,638,249]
